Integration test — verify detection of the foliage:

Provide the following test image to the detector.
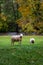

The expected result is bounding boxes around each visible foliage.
[0,0,43,34]
[16,0,43,34]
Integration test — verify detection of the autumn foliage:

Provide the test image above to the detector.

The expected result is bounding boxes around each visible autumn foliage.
[0,0,43,34]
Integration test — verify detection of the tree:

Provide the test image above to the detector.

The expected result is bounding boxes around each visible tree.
[0,0,22,32]
[0,0,43,34]
[32,0,43,34]
[16,0,43,34]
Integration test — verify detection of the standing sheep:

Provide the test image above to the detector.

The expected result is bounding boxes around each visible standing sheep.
[11,34,23,45]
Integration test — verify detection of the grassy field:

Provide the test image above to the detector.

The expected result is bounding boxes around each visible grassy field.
[0,35,43,65]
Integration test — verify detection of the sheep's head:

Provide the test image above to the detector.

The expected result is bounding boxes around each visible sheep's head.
[20,34,23,38]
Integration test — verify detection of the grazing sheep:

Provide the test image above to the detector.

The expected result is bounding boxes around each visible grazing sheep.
[30,38,35,44]
[11,34,23,45]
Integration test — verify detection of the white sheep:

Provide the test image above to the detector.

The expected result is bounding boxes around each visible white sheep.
[11,34,23,45]
[30,38,35,44]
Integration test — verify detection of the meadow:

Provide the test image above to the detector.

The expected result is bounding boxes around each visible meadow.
[0,35,43,65]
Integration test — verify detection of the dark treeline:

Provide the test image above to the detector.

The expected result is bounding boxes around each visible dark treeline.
[0,0,43,34]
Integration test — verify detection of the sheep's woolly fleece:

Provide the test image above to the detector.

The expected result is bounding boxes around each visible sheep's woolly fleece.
[11,34,23,39]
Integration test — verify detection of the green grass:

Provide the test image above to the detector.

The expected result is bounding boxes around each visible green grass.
[0,35,43,65]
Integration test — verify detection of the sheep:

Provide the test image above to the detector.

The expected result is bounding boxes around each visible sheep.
[30,38,35,44]
[11,34,23,45]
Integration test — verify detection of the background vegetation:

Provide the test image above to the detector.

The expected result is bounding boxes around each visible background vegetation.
[0,0,43,34]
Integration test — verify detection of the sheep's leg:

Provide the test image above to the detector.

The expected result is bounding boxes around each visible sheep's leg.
[11,40,14,46]
[19,40,21,45]
[11,40,12,46]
